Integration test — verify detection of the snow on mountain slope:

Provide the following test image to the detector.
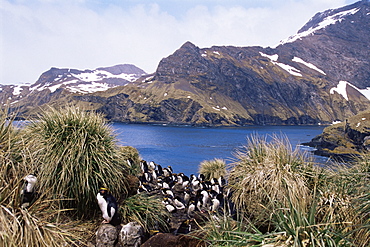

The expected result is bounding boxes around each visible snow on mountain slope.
[278,7,360,45]
[30,64,146,94]
[330,81,370,101]
[259,52,302,77]
[292,57,326,75]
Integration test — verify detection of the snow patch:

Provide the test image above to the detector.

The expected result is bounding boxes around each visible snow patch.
[292,57,326,75]
[330,81,370,101]
[356,87,370,100]
[276,63,302,77]
[279,8,360,45]
[260,53,302,77]
[332,120,341,125]
[164,92,168,96]
[66,82,112,94]
[12,85,23,96]
[142,75,154,83]
[48,84,62,93]
[212,107,220,111]
[356,122,361,128]
[260,53,278,61]
[72,69,138,83]
[213,51,220,55]
[362,118,366,120]
[330,81,349,100]
[12,83,30,95]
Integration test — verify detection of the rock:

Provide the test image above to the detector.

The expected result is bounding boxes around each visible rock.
[303,111,370,160]
[140,232,208,247]
[117,221,144,247]
[96,224,119,247]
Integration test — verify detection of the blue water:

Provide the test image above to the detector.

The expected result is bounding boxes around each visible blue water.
[112,123,327,175]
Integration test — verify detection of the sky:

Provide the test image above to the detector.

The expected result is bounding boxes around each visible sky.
[0,0,358,85]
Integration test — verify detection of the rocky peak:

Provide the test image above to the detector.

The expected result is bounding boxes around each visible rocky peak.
[97,64,146,76]
[155,41,209,83]
[274,0,370,90]
[178,41,200,52]
[297,0,368,33]
[282,0,369,44]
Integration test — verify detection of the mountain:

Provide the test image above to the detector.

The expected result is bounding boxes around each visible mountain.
[3,1,370,125]
[32,64,146,94]
[0,64,146,116]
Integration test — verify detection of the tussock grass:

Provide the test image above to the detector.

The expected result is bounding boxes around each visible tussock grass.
[0,109,93,247]
[222,134,369,246]
[272,190,354,246]
[0,200,89,247]
[228,134,312,230]
[25,106,129,218]
[120,193,170,233]
[198,158,226,180]
[326,154,370,247]
[120,145,142,176]
[199,212,265,247]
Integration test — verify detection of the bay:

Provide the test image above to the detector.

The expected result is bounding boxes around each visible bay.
[112,123,327,175]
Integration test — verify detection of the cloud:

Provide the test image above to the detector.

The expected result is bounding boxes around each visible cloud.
[1,0,353,84]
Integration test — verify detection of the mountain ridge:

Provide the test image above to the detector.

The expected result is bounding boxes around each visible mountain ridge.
[2,1,370,126]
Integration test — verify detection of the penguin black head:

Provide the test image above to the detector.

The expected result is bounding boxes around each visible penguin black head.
[99,187,109,195]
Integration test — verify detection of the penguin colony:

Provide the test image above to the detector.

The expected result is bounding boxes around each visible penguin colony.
[136,160,235,234]
[19,160,234,236]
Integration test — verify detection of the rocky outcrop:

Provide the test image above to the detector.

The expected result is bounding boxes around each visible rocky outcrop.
[95,221,145,247]
[96,224,119,247]
[118,222,144,247]
[303,110,370,160]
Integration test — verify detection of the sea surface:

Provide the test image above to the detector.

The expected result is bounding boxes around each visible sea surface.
[112,123,328,175]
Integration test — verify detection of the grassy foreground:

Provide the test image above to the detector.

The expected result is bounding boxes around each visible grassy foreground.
[0,107,167,246]
[0,107,369,246]
[201,135,370,247]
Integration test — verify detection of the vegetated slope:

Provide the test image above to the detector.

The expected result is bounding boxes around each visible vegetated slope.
[303,109,370,159]
[4,1,370,126]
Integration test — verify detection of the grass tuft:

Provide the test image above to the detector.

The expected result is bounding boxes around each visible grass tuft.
[228,134,312,230]
[198,158,226,180]
[119,193,170,233]
[25,106,129,218]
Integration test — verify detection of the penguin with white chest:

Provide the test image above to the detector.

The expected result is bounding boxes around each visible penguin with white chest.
[96,188,121,226]
[20,174,37,208]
